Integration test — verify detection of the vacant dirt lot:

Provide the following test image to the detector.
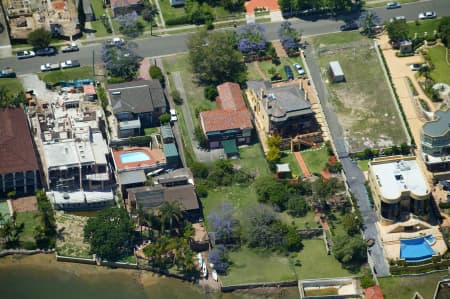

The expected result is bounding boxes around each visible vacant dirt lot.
[55,212,90,258]
[9,196,38,213]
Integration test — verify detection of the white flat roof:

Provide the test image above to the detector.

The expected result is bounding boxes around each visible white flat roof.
[44,141,79,168]
[329,61,344,77]
[371,159,428,200]
[48,189,114,205]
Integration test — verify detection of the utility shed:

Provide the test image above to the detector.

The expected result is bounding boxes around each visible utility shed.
[328,61,345,83]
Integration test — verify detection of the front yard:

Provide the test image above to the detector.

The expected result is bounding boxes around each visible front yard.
[301,145,330,175]
[427,45,450,85]
[407,18,442,38]
[379,272,445,299]
[247,56,306,81]
[0,78,24,95]
[38,66,94,84]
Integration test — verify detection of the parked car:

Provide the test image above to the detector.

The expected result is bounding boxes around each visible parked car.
[418,11,437,20]
[40,63,60,72]
[60,60,80,69]
[0,22,4,34]
[340,22,359,31]
[386,2,401,9]
[106,37,125,47]
[170,109,178,122]
[284,65,294,80]
[16,50,35,59]
[61,43,79,53]
[390,16,406,22]
[293,63,305,75]
[410,63,425,71]
[35,47,57,56]
[0,67,16,78]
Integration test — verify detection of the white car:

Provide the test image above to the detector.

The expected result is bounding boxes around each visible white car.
[170,109,178,122]
[60,60,80,69]
[410,63,425,71]
[386,2,401,9]
[40,63,60,72]
[418,11,437,20]
[107,37,125,46]
[16,50,35,59]
[293,63,305,75]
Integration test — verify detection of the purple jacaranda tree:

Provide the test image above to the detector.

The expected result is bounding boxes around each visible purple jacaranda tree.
[359,11,382,37]
[236,23,268,53]
[207,201,238,244]
[277,21,300,54]
[115,11,143,38]
[208,244,229,274]
[101,41,142,80]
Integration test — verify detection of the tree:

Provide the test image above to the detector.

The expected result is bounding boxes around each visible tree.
[185,0,214,25]
[342,213,361,236]
[194,126,207,148]
[359,11,381,37]
[160,202,183,233]
[102,41,142,81]
[142,4,159,35]
[28,28,52,49]
[149,65,164,87]
[84,207,136,261]
[253,176,289,207]
[333,234,367,271]
[208,244,229,274]
[187,30,247,85]
[159,112,171,124]
[207,202,239,244]
[278,21,300,55]
[78,0,86,32]
[283,225,303,252]
[386,20,409,43]
[204,85,218,101]
[191,162,209,178]
[171,90,183,105]
[0,212,24,248]
[236,23,268,54]
[115,11,143,38]
[287,196,308,217]
[438,17,450,47]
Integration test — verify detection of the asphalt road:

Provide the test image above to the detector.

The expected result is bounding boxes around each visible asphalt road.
[1,0,448,74]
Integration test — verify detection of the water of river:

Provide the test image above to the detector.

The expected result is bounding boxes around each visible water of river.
[0,255,299,299]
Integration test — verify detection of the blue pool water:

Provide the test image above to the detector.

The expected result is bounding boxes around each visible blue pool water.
[120,152,151,164]
[400,236,436,263]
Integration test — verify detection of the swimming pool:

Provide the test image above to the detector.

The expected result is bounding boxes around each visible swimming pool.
[120,152,151,164]
[400,235,436,263]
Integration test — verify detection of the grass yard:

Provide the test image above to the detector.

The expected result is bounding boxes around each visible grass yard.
[247,57,306,81]
[159,0,187,21]
[220,247,296,285]
[16,211,40,243]
[144,127,159,136]
[280,211,319,228]
[38,66,94,84]
[234,144,270,177]
[294,239,359,278]
[301,145,329,174]
[379,272,446,299]
[0,78,23,95]
[0,201,10,224]
[407,18,442,38]
[280,152,303,178]
[357,159,369,172]
[310,32,408,152]
[427,45,450,85]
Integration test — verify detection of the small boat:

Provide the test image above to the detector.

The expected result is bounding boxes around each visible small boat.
[212,270,218,282]
[201,263,208,278]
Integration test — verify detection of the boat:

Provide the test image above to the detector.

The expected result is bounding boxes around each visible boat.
[212,270,218,282]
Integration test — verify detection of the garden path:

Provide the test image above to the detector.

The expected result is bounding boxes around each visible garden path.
[294,151,311,177]
[252,61,268,80]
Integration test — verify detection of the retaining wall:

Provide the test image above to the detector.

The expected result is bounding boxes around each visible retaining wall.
[221,280,298,292]
[0,249,54,257]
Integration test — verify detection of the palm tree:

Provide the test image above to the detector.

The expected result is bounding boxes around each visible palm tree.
[142,4,159,36]
[160,202,183,234]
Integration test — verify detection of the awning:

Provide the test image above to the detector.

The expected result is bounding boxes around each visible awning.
[222,139,238,156]
[118,170,146,185]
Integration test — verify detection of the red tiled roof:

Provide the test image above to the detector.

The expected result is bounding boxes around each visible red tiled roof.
[245,0,280,15]
[365,286,384,299]
[200,110,253,133]
[0,108,39,174]
[110,0,142,8]
[216,82,246,111]
[83,85,96,96]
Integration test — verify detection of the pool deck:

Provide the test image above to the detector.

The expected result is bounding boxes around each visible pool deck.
[112,147,166,171]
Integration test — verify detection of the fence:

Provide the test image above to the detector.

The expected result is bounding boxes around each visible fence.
[0,248,54,258]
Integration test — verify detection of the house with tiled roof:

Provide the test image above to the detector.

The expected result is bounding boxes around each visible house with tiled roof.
[0,108,40,195]
[109,0,144,17]
[199,82,253,154]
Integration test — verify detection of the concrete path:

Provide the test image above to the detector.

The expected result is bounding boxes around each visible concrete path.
[138,58,151,80]
[294,151,311,177]
[152,0,166,28]
[272,40,288,58]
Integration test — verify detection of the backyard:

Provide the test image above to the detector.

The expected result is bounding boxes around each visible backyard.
[38,66,94,84]
[280,152,303,178]
[301,145,330,175]
[407,18,442,38]
[379,272,445,299]
[310,31,408,152]
[427,45,450,85]
[16,211,41,244]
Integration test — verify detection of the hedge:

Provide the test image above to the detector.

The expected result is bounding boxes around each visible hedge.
[165,16,191,26]
[390,259,450,275]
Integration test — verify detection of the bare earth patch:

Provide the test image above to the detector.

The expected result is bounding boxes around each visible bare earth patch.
[55,212,91,258]
[9,196,38,213]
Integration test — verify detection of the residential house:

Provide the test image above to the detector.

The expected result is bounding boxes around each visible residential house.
[110,0,144,17]
[199,82,253,154]
[0,108,40,195]
[246,80,318,138]
[75,0,95,21]
[421,109,450,176]
[160,125,179,168]
[107,80,167,138]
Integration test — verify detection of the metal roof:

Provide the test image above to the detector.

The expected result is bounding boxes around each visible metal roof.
[329,61,344,77]
[422,109,450,137]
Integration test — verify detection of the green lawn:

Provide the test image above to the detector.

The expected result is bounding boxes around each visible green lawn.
[301,146,330,174]
[234,144,270,177]
[407,18,442,38]
[248,57,306,81]
[294,239,358,278]
[159,0,187,21]
[379,272,445,299]
[38,66,94,84]
[90,20,109,37]
[0,78,23,95]
[357,159,369,172]
[144,127,159,136]
[427,45,450,85]
[310,32,408,152]
[280,210,319,228]
[0,201,10,224]
[280,151,303,178]
[221,247,296,285]
[16,211,40,243]
[90,0,106,17]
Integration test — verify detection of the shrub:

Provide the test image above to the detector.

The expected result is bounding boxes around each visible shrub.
[395,52,415,57]
[23,241,37,250]
[149,65,164,86]
[159,113,171,124]
[204,85,218,101]
[107,76,127,84]
[360,275,376,288]
[165,16,191,26]
[171,90,183,105]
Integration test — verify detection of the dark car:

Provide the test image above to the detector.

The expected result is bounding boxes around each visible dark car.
[340,22,359,31]
[0,22,4,34]
[284,65,294,80]
[0,68,16,78]
[35,47,57,56]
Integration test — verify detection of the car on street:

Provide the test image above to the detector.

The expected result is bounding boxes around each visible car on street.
[410,63,426,71]
[61,43,79,53]
[339,22,359,31]
[390,16,406,22]
[0,22,4,33]
[170,109,178,122]
[107,37,125,47]
[40,63,60,72]
[0,67,16,78]
[16,50,36,59]
[386,2,401,9]
[293,63,305,75]
[60,60,80,69]
[35,47,57,56]
[284,65,294,80]
[418,11,437,20]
